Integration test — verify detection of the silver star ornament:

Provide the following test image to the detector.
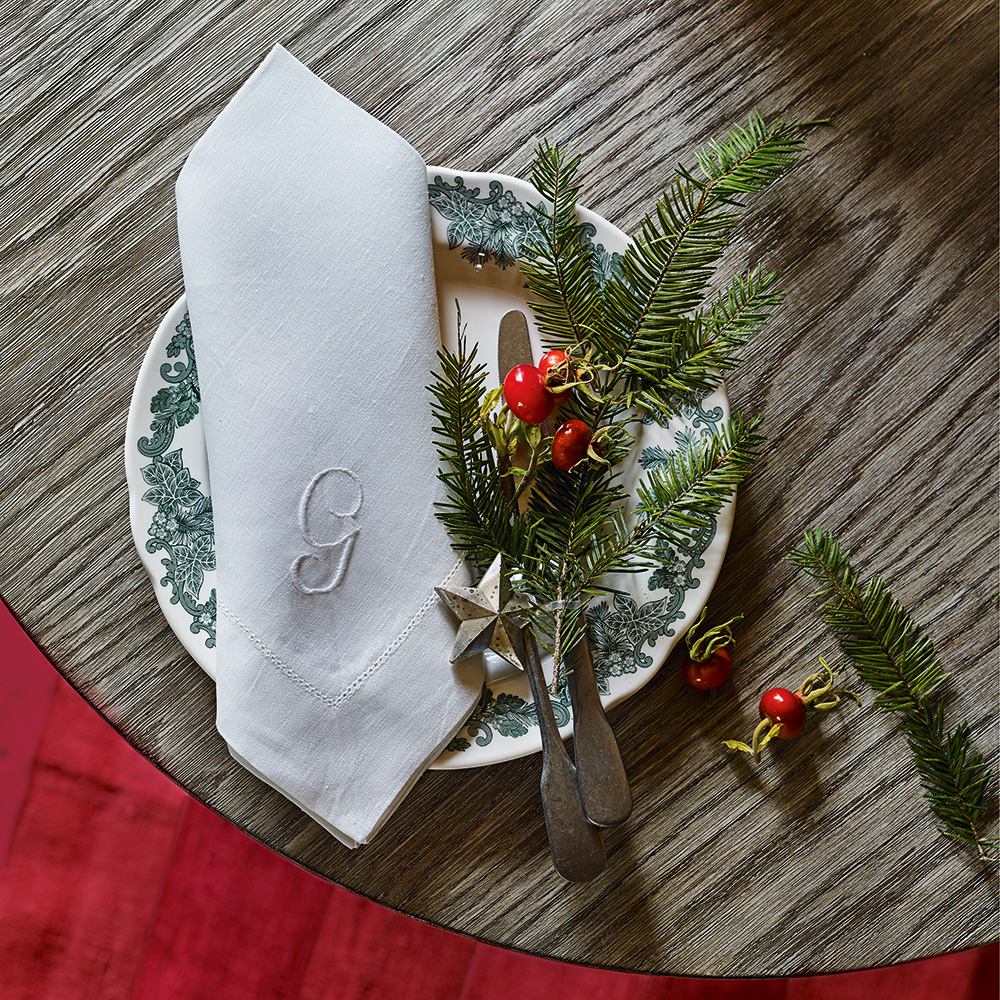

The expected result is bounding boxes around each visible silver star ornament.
[435,552,532,669]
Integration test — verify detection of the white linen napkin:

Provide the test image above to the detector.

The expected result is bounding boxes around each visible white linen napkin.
[175,45,484,848]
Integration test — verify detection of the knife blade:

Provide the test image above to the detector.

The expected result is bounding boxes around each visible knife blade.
[567,630,632,828]
[496,309,534,506]
[497,309,533,380]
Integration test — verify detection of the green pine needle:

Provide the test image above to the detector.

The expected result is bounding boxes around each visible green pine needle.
[519,141,604,349]
[789,526,997,861]
[517,413,762,666]
[519,113,813,425]
[633,414,764,549]
[597,112,812,416]
[648,267,785,403]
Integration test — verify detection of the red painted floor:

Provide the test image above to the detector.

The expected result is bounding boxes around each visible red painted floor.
[1,598,996,999]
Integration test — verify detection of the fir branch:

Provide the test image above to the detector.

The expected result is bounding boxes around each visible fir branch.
[430,120,813,691]
[520,141,604,349]
[518,460,632,671]
[598,111,812,412]
[633,267,785,414]
[428,333,529,570]
[687,109,814,200]
[632,414,763,549]
[519,114,814,431]
[789,526,997,861]
[519,415,762,678]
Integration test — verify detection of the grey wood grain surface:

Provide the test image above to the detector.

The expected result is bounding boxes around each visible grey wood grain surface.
[1,0,997,977]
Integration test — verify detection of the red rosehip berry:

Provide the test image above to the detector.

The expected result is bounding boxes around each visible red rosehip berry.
[503,364,555,424]
[758,688,806,739]
[538,349,572,390]
[682,647,733,690]
[551,419,592,471]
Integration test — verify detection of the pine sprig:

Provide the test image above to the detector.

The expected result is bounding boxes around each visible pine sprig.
[515,452,633,667]
[687,110,813,199]
[519,141,604,349]
[633,414,763,550]
[593,111,813,418]
[517,415,762,669]
[789,526,997,860]
[639,267,785,408]
[518,113,812,431]
[429,116,814,684]
[428,333,530,570]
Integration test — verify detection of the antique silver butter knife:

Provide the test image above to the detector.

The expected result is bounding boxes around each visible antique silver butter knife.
[497,309,631,831]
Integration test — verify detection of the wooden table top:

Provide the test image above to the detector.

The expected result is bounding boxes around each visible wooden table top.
[2,0,997,977]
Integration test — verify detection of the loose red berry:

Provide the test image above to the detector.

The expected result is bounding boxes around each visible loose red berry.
[682,647,732,690]
[724,662,858,763]
[503,364,555,424]
[551,419,592,471]
[538,349,572,389]
[758,688,806,739]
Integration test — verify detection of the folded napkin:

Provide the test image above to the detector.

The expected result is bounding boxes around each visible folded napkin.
[175,45,484,847]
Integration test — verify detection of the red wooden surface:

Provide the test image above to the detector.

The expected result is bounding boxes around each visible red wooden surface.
[1,597,996,999]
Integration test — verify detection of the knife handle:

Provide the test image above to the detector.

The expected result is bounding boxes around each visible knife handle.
[567,631,632,828]
[520,626,607,882]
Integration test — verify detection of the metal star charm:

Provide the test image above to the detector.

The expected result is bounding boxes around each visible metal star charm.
[435,552,532,669]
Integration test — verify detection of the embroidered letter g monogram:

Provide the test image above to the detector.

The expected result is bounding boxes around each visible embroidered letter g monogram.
[292,468,363,594]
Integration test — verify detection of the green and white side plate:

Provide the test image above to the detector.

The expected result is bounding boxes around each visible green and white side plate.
[124,166,734,770]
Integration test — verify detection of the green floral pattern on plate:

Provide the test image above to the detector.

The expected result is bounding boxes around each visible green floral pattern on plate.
[137,313,217,647]
[428,174,623,282]
[428,175,545,268]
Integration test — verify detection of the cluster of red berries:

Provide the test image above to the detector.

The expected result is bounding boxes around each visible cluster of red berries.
[502,349,592,471]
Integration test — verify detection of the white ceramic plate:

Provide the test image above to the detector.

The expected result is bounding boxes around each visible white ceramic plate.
[125,166,734,769]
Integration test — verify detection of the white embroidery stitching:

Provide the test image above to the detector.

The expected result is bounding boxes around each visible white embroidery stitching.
[220,558,464,708]
[220,602,336,705]
[292,468,363,594]
[331,558,463,706]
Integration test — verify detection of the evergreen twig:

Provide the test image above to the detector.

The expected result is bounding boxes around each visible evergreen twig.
[788,526,997,861]
[427,329,531,571]
[430,113,814,683]
[522,110,814,425]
